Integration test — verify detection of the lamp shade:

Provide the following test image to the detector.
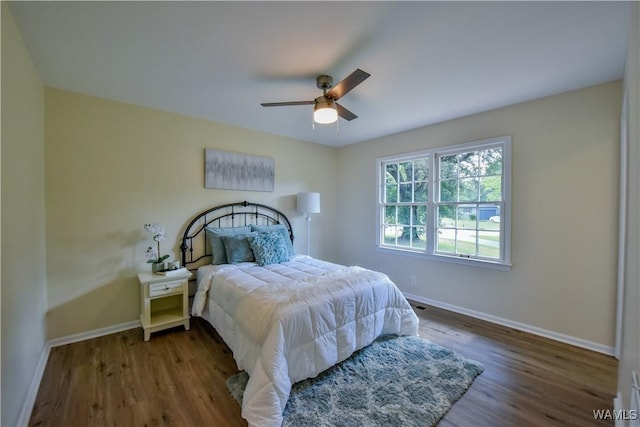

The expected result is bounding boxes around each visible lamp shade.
[313,99,338,124]
[297,192,321,214]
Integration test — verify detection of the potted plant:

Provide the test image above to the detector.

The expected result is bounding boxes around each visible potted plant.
[144,223,170,273]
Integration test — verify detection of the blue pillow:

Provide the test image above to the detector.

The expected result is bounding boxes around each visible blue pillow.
[250,224,295,257]
[248,231,290,266]
[205,226,251,264]
[221,233,255,264]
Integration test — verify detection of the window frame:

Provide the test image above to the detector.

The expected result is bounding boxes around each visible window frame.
[376,135,512,270]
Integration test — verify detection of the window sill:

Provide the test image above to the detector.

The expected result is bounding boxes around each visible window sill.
[376,246,512,271]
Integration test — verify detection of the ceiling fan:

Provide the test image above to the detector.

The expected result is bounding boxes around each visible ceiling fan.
[260,68,371,124]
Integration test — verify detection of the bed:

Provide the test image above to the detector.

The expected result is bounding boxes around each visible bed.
[181,201,419,427]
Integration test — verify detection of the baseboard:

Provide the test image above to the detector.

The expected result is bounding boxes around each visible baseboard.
[16,320,141,426]
[404,292,615,356]
[48,320,141,348]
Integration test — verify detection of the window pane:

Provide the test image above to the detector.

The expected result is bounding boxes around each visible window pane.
[459,178,479,202]
[414,205,427,225]
[458,152,479,178]
[440,155,457,179]
[414,181,428,202]
[399,162,413,182]
[456,230,477,255]
[385,163,398,183]
[438,205,455,228]
[478,231,500,258]
[397,226,411,247]
[385,183,398,203]
[437,228,455,253]
[384,225,398,245]
[480,148,502,175]
[411,227,426,249]
[414,158,428,180]
[478,205,501,230]
[440,179,457,202]
[399,183,413,202]
[457,205,477,229]
[384,205,397,224]
[397,205,410,225]
[479,176,501,202]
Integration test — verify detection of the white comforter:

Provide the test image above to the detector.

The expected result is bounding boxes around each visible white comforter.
[192,255,419,427]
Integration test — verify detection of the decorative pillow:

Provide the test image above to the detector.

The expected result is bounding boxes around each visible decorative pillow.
[248,231,290,266]
[221,233,255,264]
[205,226,251,265]
[250,224,295,257]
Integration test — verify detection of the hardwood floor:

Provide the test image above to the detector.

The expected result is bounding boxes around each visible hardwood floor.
[413,304,617,427]
[29,304,617,427]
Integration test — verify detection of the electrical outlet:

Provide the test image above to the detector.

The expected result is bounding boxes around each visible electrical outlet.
[410,276,417,287]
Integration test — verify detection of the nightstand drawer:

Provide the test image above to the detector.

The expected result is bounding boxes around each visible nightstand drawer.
[149,280,184,297]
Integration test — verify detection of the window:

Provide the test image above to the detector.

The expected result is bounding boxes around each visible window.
[378,136,511,269]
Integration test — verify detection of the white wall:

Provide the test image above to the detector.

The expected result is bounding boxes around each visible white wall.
[1,3,48,426]
[617,0,640,412]
[337,81,621,350]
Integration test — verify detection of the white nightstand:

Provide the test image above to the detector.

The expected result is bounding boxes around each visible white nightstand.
[137,270,192,341]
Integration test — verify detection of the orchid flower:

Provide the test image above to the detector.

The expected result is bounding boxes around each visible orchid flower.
[144,223,170,264]
[145,246,158,261]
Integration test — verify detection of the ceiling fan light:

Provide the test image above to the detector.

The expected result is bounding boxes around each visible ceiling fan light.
[314,99,338,124]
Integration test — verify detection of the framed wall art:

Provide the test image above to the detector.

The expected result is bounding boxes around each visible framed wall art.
[204,149,275,192]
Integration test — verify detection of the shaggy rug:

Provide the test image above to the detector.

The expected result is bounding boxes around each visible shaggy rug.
[226,335,484,426]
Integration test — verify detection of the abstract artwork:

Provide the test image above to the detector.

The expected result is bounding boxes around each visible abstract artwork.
[205,149,275,192]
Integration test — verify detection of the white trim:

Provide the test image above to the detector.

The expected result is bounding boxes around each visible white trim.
[614,393,624,427]
[376,246,512,271]
[15,343,51,427]
[405,292,615,356]
[49,320,140,348]
[16,320,141,426]
[615,91,628,360]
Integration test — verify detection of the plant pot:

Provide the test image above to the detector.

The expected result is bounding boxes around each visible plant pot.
[151,262,165,273]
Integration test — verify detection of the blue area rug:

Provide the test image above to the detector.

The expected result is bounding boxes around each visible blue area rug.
[227,335,484,426]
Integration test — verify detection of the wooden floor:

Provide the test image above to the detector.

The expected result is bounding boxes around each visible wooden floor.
[29,304,617,427]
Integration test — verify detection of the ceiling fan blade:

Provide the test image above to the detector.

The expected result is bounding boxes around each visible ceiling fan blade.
[261,101,315,107]
[336,103,358,121]
[326,69,370,101]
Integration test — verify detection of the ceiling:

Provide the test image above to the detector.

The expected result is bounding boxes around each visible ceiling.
[9,1,631,147]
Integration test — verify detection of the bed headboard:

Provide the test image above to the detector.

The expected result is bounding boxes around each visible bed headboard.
[180,201,294,270]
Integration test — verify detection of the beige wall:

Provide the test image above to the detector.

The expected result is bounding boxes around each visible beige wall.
[1,3,48,426]
[337,81,621,348]
[45,89,339,339]
[618,0,640,411]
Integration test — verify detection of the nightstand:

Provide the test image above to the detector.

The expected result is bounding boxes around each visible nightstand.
[137,270,192,341]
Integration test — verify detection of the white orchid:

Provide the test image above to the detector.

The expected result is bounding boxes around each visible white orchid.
[144,223,166,241]
[144,246,158,261]
[144,223,170,264]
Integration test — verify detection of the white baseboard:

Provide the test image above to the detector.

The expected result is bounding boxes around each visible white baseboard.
[48,320,140,348]
[16,320,141,426]
[404,292,615,356]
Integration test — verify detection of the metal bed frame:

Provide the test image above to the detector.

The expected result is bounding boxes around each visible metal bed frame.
[180,201,294,271]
